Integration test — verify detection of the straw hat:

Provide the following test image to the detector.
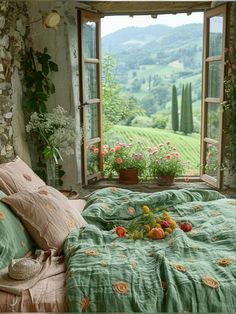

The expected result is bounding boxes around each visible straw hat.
[8,258,42,280]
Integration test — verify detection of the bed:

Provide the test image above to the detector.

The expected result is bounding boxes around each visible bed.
[0,158,235,312]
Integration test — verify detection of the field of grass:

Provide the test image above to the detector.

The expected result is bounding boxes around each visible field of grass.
[104,125,200,175]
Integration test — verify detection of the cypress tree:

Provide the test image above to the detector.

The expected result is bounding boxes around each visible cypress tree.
[181,83,189,135]
[188,83,194,133]
[180,84,185,133]
[171,85,179,132]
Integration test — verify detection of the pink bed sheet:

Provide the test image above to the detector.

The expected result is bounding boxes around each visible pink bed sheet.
[0,272,67,312]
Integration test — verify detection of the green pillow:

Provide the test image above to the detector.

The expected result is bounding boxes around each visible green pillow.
[0,191,35,269]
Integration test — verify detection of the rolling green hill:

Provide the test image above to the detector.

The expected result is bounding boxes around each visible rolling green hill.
[104,125,200,175]
[102,23,203,116]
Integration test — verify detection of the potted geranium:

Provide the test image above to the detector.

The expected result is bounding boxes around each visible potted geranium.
[102,140,146,184]
[148,141,186,185]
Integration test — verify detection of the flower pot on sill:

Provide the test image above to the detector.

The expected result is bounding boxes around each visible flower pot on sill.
[157,175,175,186]
[119,168,139,185]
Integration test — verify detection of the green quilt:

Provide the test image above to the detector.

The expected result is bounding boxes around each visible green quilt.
[64,188,236,312]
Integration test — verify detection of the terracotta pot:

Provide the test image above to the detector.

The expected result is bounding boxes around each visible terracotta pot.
[119,168,139,185]
[157,175,175,186]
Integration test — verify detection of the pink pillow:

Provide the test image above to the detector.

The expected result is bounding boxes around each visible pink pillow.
[2,190,87,252]
[0,156,45,195]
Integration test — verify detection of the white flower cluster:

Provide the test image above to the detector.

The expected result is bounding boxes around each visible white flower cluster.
[26,106,80,156]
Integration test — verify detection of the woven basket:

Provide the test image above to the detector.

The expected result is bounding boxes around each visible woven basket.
[8,258,42,280]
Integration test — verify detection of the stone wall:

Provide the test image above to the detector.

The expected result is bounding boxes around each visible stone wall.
[0,1,31,164]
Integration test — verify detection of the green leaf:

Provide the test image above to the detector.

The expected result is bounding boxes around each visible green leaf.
[49,61,59,72]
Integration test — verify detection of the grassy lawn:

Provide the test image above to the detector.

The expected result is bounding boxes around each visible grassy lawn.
[104,125,200,176]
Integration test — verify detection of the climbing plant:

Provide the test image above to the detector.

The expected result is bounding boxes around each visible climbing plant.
[21,47,58,114]
[223,45,236,174]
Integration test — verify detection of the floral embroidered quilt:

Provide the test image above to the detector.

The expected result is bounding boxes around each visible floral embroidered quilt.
[64,188,236,312]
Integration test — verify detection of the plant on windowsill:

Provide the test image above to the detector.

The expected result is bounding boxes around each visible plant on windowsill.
[101,139,146,184]
[26,106,79,187]
[148,141,187,185]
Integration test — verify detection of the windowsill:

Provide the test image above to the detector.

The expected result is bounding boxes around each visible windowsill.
[79,177,215,198]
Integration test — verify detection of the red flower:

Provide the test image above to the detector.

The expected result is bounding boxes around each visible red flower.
[166,154,171,160]
[116,157,123,165]
[115,226,126,238]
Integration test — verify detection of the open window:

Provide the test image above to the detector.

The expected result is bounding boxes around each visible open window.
[201,4,227,189]
[77,2,228,188]
[78,11,103,185]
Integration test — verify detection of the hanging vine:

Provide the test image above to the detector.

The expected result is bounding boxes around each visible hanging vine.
[223,44,236,174]
[21,47,58,115]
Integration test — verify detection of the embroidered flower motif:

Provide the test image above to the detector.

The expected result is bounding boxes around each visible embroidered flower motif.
[80,296,90,311]
[0,211,5,220]
[45,204,55,211]
[174,264,187,272]
[113,281,129,294]
[211,211,222,217]
[202,276,220,288]
[130,260,138,269]
[20,240,26,247]
[23,174,32,181]
[100,260,108,267]
[118,254,127,260]
[101,202,109,209]
[111,187,118,193]
[67,217,76,229]
[192,204,203,212]
[217,258,233,267]
[84,249,99,256]
[128,207,135,216]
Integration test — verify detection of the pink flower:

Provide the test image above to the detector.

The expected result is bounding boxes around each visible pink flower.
[101,151,107,157]
[93,148,99,153]
[166,154,171,160]
[159,143,164,147]
[116,157,123,165]
[110,148,116,153]
[174,152,180,159]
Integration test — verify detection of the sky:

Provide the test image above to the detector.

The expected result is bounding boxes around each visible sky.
[101,12,203,37]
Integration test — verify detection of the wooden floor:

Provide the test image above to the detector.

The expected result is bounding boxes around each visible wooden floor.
[78,179,216,198]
